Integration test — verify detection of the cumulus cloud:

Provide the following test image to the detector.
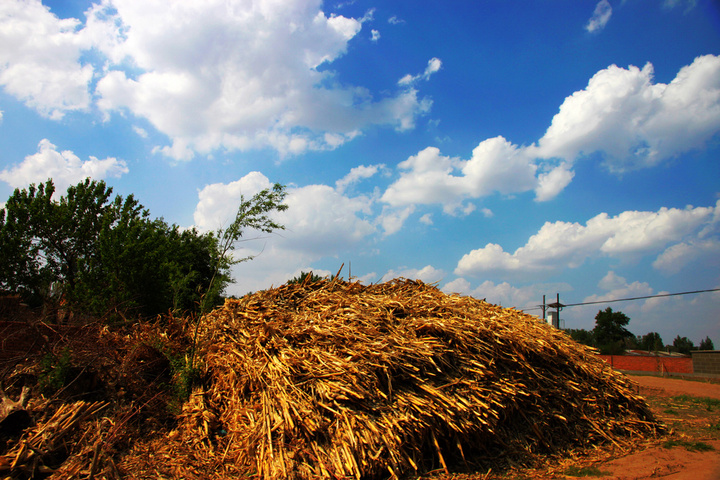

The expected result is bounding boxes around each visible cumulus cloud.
[554,270,720,340]
[335,164,384,193]
[194,170,376,258]
[442,278,571,311]
[585,0,612,33]
[380,265,444,284]
[0,139,128,196]
[455,203,718,277]
[536,55,720,172]
[89,0,436,159]
[191,169,383,295]
[380,55,720,212]
[378,206,414,236]
[381,137,539,213]
[0,0,437,159]
[653,238,720,274]
[0,0,93,119]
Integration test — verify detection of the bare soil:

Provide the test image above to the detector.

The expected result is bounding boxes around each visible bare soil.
[484,374,720,480]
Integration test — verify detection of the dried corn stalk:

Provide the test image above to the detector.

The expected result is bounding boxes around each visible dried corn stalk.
[125,278,662,479]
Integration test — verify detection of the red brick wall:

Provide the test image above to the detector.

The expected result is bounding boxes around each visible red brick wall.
[597,354,693,374]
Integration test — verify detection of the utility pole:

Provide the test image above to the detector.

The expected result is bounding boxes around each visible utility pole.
[546,293,565,329]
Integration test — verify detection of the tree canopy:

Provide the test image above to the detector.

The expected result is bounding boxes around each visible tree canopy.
[0,178,286,321]
[699,336,715,351]
[672,335,695,355]
[638,331,664,352]
[593,307,633,355]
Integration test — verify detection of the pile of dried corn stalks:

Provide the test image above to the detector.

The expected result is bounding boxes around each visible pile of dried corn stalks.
[123,277,661,479]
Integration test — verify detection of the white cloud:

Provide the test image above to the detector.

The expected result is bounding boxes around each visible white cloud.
[381,137,540,213]
[536,55,720,173]
[442,278,570,311]
[335,164,383,193]
[194,170,376,258]
[380,265,444,284]
[0,139,128,196]
[534,164,575,202]
[381,55,720,211]
[419,213,433,225]
[585,0,612,33]
[370,29,380,42]
[132,126,148,138]
[398,57,442,86]
[378,205,414,236]
[455,203,718,277]
[653,238,720,274]
[0,0,93,119]
[193,171,274,233]
[662,0,697,11]
[275,184,376,255]
[0,0,437,159]
[191,169,383,295]
[86,0,434,159]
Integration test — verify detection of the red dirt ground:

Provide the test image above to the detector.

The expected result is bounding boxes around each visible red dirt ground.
[583,375,720,480]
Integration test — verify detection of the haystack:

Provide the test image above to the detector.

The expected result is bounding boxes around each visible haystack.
[122,277,660,479]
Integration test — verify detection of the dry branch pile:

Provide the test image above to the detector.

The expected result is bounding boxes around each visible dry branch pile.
[123,277,661,479]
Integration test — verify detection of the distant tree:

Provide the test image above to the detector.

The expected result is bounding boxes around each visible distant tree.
[593,307,633,355]
[699,336,715,351]
[672,335,695,355]
[566,328,594,347]
[639,332,664,352]
[288,271,325,284]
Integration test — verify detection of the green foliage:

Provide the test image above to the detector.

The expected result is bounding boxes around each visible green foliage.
[0,179,225,319]
[39,348,73,394]
[672,335,695,355]
[699,336,715,350]
[662,439,714,452]
[672,394,720,411]
[288,271,324,284]
[564,465,610,477]
[189,183,288,370]
[593,307,633,355]
[639,331,664,352]
[566,328,594,346]
[199,182,288,316]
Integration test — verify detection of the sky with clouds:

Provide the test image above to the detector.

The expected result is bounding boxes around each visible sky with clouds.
[1,0,719,345]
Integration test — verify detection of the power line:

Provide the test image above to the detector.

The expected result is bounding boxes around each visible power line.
[521,287,720,312]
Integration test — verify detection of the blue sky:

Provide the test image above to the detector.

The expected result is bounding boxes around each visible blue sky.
[1,0,719,345]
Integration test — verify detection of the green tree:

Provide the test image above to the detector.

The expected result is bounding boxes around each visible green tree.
[199,182,288,315]
[189,183,288,369]
[673,335,695,355]
[699,336,715,351]
[639,332,664,352]
[288,271,325,285]
[566,328,594,346]
[0,179,227,319]
[593,307,633,355]
[0,179,112,306]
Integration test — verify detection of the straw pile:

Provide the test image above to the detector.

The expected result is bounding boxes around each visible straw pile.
[123,277,660,479]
